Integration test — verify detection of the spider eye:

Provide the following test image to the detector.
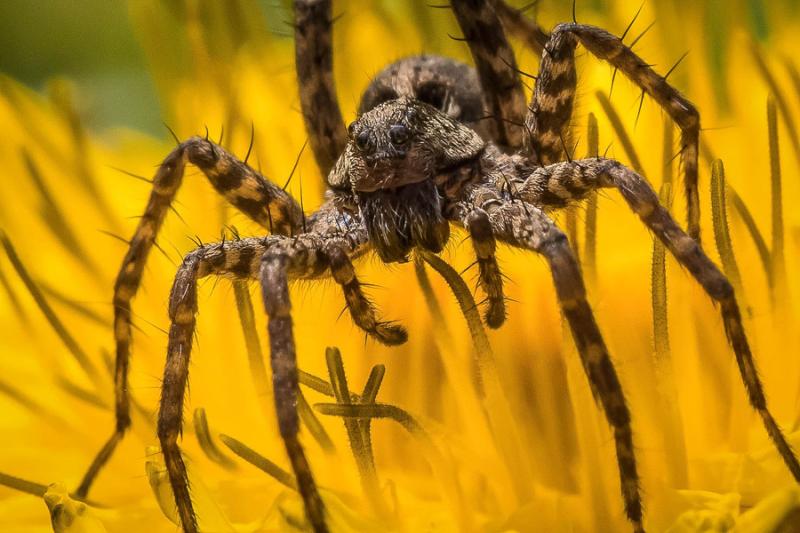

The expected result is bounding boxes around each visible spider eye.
[355,130,372,152]
[389,124,410,145]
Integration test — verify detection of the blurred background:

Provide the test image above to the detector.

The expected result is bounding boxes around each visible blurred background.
[0,1,158,132]
[0,0,797,135]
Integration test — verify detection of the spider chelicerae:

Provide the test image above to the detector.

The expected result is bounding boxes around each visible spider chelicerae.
[72,1,800,532]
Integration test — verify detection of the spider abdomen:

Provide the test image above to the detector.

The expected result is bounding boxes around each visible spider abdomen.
[359,54,487,136]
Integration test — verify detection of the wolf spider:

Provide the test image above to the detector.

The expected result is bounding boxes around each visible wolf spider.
[74,1,800,532]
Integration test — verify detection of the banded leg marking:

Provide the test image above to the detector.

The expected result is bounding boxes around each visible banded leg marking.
[522,156,800,483]
[451,0,527,150]
[156,234,367,532]
[512,158,598,209]
[465,208,506,328]
[524,29,579,166]
[261,246,328,533]
[295,0,347,176]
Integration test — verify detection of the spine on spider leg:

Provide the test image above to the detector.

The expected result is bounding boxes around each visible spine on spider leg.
[524,31,578,165]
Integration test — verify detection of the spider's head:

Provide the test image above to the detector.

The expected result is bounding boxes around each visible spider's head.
[326,97,483,263]
[327,96,484,192]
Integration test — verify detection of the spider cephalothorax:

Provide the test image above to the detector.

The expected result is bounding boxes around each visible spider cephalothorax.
[334,96,484,193]
[74,2,800,533]
[333,97,484,261]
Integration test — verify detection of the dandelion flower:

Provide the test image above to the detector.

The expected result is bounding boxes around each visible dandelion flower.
[1,1,800,532]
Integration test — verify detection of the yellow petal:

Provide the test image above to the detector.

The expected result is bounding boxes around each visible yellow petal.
[43,484,106,533]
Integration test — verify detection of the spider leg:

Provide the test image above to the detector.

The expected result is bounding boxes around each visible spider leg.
[158,227,384,533]
[328,246,407,345]
[465,208,506,328]
[158,238,269,533]
[295,0,347,176]
[451,0,527,150]
[522,157,800,481]
[525,23,701,241]
[307,203,406,345]
[260,244,326,532]
[464,198,644,531]
[260,231,374,533]
[493,0,548,55]
[77,137,303,498]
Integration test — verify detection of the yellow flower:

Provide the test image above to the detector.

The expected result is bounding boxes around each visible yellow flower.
[1,1,800,531]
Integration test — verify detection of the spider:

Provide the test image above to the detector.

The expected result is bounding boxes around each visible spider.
[73,1,800,532]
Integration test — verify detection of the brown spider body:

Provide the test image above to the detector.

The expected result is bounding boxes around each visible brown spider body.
[337,97,483,262]
[359,55,491,137]
[73,2,800,533]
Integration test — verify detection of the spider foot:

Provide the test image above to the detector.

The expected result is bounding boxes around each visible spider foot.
[372,321,408,346]
[483,301,506,329]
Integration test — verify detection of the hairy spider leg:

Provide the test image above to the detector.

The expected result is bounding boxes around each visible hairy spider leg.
[159,221,392,533]
[295,0,348,176]
[451,0,528,150]
[160,238,269,533]
[260,238,332,533]
[493,0,549,55]
[459,194,644,532]
[521,157,800,482]
[258,228,388,533]
[525,23,702,241]
[77,137,303,498]
[465,208,506,328]
[327,246,407,344]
